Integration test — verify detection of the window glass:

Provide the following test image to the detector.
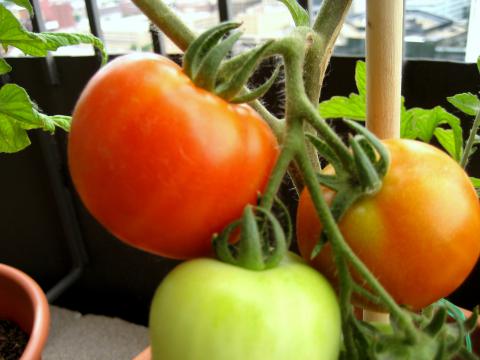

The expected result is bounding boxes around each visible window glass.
[97,0,152,54]
[2,0,478,62]
[34,0,95,57]
[164,0,220,53]
[334,0,477,62]
[232,0,295,51]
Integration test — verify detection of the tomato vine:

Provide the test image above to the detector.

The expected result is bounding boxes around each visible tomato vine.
[130,0,479,358]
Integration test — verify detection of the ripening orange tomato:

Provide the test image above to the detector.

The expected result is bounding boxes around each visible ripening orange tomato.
[296,139,480,310]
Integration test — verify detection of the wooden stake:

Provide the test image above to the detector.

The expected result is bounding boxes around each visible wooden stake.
[366,0,403,139]
[364,0,404,321]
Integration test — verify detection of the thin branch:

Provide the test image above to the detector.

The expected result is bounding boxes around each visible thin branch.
[304,0,352,104]
[131,0,195,52]
[460,110,480,168]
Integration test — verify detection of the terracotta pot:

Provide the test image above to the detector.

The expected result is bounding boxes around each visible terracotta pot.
[133,347,150,360]
[133,308,480,360]
[0,263,50,360]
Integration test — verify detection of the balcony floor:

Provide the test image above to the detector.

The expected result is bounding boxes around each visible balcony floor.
[44,306,149,359]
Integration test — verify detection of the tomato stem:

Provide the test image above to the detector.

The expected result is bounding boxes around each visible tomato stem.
[259,130,298,211]
[130,0,195,52]
[236,206,265,270]
[460,109,480,169]
[305,0,352,104]
[212,206,288,270]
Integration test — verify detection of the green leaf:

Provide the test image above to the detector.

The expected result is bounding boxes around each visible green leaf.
[0,84,71,152]
[0,114,30,152]
[355,60,366,96]
[37,32,107,65]
[400,100,417,139]
[402,108,435,142]
[278,0,310,27]
[0,83,34,153]
[434,107,463,161]
[2,0,33,15]
[318,94,366,120]
[434,128,459,160]
[0,57,11,75]
[402,106,463,160]
[0,83,42,129]
[447,93,480,116]
[0,4,48,56]
[318,61,367,120]
[0,83,70,131]
[477,56,480,75]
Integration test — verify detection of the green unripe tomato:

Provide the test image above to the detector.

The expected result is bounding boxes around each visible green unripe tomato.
[149,252,341,360]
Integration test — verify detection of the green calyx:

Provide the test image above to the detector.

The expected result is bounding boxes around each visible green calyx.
[212,204,290,271]
[306,118,391,259]
[182,22,279,103]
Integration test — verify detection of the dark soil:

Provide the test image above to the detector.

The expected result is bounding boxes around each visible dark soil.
[0,319,28,360]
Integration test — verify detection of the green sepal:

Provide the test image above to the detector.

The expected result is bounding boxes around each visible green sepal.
[260,207,288,269]
[311,189,361,259]
[306,133,345,175]
[424,307,447,336]
[230,65,281,104]
[315,173,343,191]
[183,21,240,78]
[310,233,327,259]
[212,220,242,265]
[278,0,310,27]
[329,188,361,224]
[350,135,381,193]
[236,205,264,270]
[352,283,382,305]
[216,40,274,101]
[194,31,242,92]
[344,119,390,178]
[458,348,478,360]
[270,195,293,249]
[213,205,288,270]
[357,136,377,164]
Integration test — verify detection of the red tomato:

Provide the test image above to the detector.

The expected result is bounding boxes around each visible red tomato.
[296,139,480,310]
[68,53,279,259]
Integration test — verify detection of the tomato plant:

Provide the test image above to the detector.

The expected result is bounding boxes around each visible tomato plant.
[149,253,342,360]
[67,0,480,354]
[68,53,279,259]
[297,139,480,311]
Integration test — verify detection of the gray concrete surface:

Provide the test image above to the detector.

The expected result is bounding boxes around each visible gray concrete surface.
[43,306,149,360]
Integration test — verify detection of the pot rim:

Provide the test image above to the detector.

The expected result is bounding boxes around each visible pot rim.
[0,263,50,360]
